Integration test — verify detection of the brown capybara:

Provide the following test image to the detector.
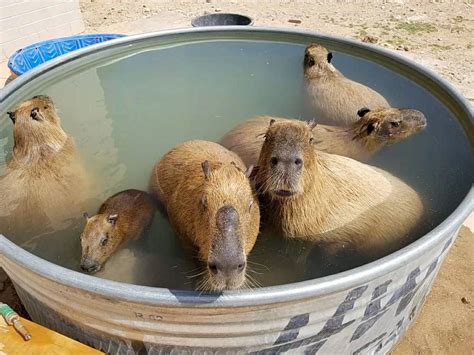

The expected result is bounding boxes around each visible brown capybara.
[254,119,423,259]
[219,107,427,166]
[80,189,156,273]
[304,43,390,125]
[0,95,89,230]
[150,140,260,292]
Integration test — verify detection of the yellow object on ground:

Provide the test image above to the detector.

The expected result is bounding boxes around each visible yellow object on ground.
[0,316,103,355]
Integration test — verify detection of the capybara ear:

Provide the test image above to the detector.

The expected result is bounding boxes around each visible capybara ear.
[201,160,211,180]
[244,165,254,178]
[7,112,15,124]
[357,107,371,118]
[107,214,118,225]
[307,120,318,131]
[201,195,208,209]
[327,52,333,63]
[83,212,90,220]
[269,119,275,127]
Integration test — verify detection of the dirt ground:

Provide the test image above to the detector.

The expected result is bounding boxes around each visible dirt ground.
[80,0,474,100]
[1,1,472,354]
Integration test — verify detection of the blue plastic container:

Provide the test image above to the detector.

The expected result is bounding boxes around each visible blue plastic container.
[7,33,126,76]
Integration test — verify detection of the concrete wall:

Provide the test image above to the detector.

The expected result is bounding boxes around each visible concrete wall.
[0,0,85,62]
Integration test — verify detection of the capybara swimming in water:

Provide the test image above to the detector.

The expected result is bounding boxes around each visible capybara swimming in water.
[150,140,260,292]
[0,95,89,231]
[304,43,390,125]
[254,119,423,259]
[80,189,156,273]
[219,107,427,166]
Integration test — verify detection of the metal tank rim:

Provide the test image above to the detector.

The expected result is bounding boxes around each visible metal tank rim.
[0,26,472,308]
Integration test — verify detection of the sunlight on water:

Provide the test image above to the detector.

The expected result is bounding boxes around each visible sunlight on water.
[0,40,472,289]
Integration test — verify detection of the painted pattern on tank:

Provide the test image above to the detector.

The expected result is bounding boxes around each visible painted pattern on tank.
[12,235,454,355]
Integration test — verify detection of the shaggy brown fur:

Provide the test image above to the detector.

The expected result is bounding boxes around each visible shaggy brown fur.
[254,120,423,259]
[304,43,390,125]
[0,96,89,233]
[220,108,427,167]
[150,140,260,291]
[80,189,156,273]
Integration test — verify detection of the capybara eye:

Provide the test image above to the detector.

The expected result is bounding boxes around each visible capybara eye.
[43,106,49,110]
[208,263,218,274]
[100,237,109,247]
[305,54,315,67]
[309,137,314,143]
[390,121,400,127]
[295,158,303,166]
[270,157,278,167]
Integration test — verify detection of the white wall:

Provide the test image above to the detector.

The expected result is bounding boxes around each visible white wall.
[0,0,85,62]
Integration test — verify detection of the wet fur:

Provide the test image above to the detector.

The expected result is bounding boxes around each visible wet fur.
[80,189,156,271]
[304,43,390,125]
[150,140,260,291]
[220,108,426,167]
[255,120,423,259]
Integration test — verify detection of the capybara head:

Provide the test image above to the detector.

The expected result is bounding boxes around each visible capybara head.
[8,95,67,158]
[195,161,260,292]
[354,107,427,146]
[80,212,122,273]
[304,43,335,79]
[256,120,317,199]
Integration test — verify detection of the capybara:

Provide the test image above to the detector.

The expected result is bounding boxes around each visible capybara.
[80,189,156,273]
[304,43,390,125]
[150,140,260,292]
[254,119,423,259]
[0,95,89,231]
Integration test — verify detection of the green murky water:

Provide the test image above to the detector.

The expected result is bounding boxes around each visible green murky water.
[0,39,472,289]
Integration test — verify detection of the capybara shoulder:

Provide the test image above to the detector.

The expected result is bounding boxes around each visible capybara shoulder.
[151,140,260,291]
[80,189,156,273]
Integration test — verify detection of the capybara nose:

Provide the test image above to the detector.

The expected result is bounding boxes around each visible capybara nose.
[208,259,246,276]
[80,258,100,273]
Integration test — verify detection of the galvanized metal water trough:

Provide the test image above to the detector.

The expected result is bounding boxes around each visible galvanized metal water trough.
[0,27,472,354]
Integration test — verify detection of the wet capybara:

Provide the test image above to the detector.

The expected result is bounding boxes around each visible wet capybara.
[219,107,427,166]
[150,140,260,292]
[254,119,423,259]
[80,189,156,273]
[304,43,390,125]
[0,95,89,230]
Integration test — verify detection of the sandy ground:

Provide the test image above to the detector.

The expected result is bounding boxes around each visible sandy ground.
[0,0,473,354]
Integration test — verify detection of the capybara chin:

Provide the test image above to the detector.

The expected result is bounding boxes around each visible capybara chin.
[0,95,89,230]
[219,107,427,167]
[254,119,423,259]
[304,42,390,125]
[80,189,156,273]
[150,140,260,292]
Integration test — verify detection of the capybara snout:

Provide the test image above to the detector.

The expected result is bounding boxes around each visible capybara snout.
[208,205,247,288]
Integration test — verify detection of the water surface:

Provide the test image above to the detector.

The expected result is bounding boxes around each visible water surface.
[0,40,472,288]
